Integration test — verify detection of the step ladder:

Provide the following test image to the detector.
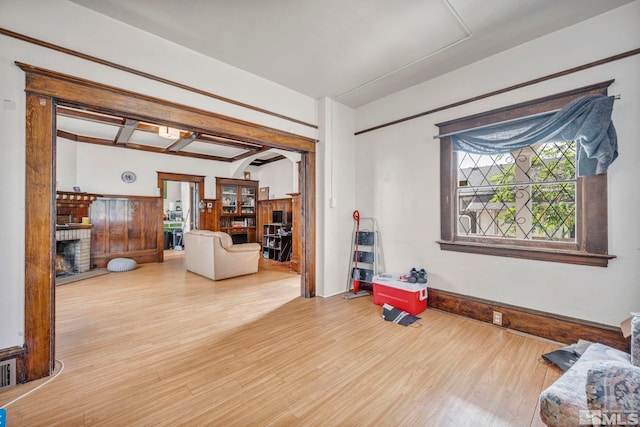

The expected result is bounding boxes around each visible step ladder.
[345,211,378,298]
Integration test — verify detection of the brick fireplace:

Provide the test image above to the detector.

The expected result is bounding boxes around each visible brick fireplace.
[55,226,92,275]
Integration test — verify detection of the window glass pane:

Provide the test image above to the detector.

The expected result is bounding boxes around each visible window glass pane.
[457,141,576,242]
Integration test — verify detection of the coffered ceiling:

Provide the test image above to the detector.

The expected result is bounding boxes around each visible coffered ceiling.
[57,106,286,166]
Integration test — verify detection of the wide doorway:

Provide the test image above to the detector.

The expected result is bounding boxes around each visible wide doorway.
[21,64,316,382]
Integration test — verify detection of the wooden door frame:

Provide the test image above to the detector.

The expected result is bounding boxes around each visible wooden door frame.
[19,62,316,382]
[157,171,206,261]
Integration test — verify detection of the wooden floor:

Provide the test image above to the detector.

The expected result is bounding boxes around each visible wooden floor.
[1,252,562,426]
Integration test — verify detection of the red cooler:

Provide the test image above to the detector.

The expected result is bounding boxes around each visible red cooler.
[372,273,428,315]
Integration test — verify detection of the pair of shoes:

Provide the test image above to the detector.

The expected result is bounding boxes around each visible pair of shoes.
[407,267,427,284]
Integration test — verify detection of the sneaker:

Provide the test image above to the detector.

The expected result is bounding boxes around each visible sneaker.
[408,268,418,283]
[417,268,427,284]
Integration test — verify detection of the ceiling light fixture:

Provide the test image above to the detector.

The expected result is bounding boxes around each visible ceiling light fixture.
[158,126,180,139]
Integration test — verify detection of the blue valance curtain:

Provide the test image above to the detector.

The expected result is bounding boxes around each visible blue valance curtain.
[452,94,618,176]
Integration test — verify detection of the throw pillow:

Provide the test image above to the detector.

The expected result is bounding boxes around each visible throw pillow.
[586,360,640,422]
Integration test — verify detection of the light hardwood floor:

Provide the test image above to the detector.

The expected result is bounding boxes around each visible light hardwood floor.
[1,253,562,426]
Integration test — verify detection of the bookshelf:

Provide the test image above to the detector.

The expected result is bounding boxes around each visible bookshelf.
[262,223,292,262]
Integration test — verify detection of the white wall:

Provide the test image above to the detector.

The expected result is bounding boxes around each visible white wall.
[56,139,77,190]
[355,2,640,326]
[317,98,357,297]
[253,159,295,199]
[72,142,233,198]
[0,0,317,350]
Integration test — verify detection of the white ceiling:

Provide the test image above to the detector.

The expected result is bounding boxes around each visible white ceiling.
[69,0,632,108]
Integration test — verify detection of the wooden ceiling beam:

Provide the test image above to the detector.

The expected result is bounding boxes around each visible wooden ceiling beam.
[198,134,263,150]
[115,118,139,144]
[56,129,231,162]
[253,154,286,166]
[167,132,200,152]
[231,146,272,162]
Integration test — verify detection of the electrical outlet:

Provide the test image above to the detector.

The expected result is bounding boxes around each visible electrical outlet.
[492,311,503,326]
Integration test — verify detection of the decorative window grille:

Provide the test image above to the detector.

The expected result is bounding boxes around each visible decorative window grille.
[457,141,577,242]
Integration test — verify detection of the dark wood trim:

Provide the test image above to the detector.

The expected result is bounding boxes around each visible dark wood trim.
[437,82,614,266]
[428,288,629,352]
[436,80,614,133]
[301,151,316,297]
[437,241,615,267]
[20,65,318,383]
[18,62,317,152]
[215,177,260,186]
[0,347,26,384]
[249,155,287,166]
[91,249,161,268]
[1,27,318,130]
[24,93,55,381]
[355,48,640,135]
[581,174,608,254]
[439,136,454,242]
[198,134,262,150]
[157,172,206,250]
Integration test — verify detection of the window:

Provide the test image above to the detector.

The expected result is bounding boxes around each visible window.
[457,141,577,242]
[437,82,616,266]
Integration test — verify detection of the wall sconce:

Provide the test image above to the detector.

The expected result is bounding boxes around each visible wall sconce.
[158,126,180,139]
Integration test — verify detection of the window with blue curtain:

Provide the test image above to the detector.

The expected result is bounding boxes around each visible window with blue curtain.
[436,83,618,267]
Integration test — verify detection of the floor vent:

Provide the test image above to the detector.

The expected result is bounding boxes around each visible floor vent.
[0,359,16,390]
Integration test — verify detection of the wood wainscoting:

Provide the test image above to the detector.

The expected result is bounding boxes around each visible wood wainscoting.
[428,288,629,352]
[89,196,163,268]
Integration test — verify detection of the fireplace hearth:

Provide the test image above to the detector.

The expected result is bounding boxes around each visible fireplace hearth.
[56,240,79,277]
[55,225,92,277]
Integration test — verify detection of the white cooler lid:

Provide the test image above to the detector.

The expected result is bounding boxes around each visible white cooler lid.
[372,273,427,292]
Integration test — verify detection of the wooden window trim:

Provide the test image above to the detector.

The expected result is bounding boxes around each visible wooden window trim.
[436,81,616,267]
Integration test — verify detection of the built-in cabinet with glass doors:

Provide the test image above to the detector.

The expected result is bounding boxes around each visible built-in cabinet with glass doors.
[216,177,258,243]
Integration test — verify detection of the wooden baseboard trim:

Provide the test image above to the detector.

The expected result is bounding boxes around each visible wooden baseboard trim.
[428,288,629,352]
[91,249,160,268]
[0,346,26,384]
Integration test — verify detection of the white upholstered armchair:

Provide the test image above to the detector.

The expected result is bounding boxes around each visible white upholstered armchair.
[184,230,261,280]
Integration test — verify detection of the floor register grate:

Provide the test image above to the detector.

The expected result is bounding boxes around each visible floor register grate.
[0,358,16,390]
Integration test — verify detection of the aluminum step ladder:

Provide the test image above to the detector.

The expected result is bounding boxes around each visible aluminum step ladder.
[345,211,378,298]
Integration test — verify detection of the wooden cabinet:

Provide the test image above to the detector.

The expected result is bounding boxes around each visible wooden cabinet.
[216,177,258,242]
[262,223,292,262]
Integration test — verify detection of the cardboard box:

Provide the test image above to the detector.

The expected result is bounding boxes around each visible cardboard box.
[621,313,639,338]
[372,273,428,315]
[259,187,270,200]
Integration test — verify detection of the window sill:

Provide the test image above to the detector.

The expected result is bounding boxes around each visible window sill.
[437,240,615,267]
